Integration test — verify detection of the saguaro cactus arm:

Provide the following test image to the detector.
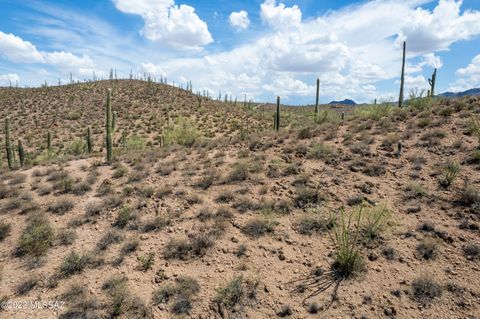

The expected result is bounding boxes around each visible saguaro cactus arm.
[398,41,406,108]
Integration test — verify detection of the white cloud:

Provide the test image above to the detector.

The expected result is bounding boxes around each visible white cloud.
[260,0,302,29]
[398,0,480,54]
[43,51,94,70]
[0,73,19,86]
[229,10,250,31]
[140,62,167,77]
[457,54,480,77]
[449,54,480,91]
[112,0,213,50]
[0,31,44,63]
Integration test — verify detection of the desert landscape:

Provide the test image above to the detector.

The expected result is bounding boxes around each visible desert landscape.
[0,78,479,318]
[1,0,480,318]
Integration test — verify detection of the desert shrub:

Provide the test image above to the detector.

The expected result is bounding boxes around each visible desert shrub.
[57,229,77,246]
[241,218,276,238]
[277,305,292,317]
[60,251,90,277]
[411,276,442,305]
[125,134,147,150]
[66,139,86,156]
[294,187,325,208]
[97,230,123,251]
[404,182,428,199]
[164,117,201,147]
[141,216,170,232]
[214,275,258,311]
[360,204,392,241]
[114,207,136,229]
[155,185,173,199]
[0,221,11,241]
[355,103,392,121]
[17,214,55,257]
[137,252,155,271]
[215,191,235,203]
[331,207,364,278]
[153,277,200,314]
[416,238,438,260]
[164,234,214,260]
[85,200,105,217]
[463,243,480,260]
[225,162,250,183]
[16,276,38,296]
[296,215,332,235]
[48,197,75,215]
[308,143,334,160]
[440,161,460,188]
[112,164,128,178]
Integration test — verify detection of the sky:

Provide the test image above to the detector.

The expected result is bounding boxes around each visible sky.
[0,0,480,104]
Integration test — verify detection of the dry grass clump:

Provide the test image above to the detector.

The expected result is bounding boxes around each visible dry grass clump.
[152,276,200,314]
[48,197,75,215]
[213,275,258,313]
[0,221,11,241]
[241,217,276,238]
[411,275,442,305]
[164,233,215,260]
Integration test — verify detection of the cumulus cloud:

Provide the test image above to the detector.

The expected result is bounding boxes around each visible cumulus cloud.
[0,73,19,86]
[449,54,480,91]
[43,51,94,70]
[229,10,250,31]
[0,31,44,63]
[112,0,213,50]
[398,0,480,54]
[140,62,167,77]
[260,0,302,29]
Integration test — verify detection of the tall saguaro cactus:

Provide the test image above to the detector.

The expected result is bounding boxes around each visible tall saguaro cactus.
[18,139,25,167]
[315,78,320,115]
[106,88,113,163]
[86,126,93,154]
[4,118,12,170]
[398,41,406,108]
[47,132,52,154]
[274,96,280,131]
[428,69,437,97]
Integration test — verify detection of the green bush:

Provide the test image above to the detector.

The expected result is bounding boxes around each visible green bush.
[17,214,55,257]
[66,140,86,156]
[164,117,201,147]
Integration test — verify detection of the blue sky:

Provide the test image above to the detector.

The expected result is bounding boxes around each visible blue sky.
[1,0,480,104]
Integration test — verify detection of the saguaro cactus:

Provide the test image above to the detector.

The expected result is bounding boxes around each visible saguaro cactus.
[4,118,12,169]
[47,131,52,154]
[112,111,117,132]
[18,139,25,167]
[428,69,437,97]
[315,78,320,115]
[398,41,406,108]
[106,88,113,162]
[274,96,280,131]
[86,126,93,154]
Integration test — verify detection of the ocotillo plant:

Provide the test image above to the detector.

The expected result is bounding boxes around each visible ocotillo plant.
[86,126,93,154]
[106,88,113,162]
[398,41,406,108]
[4,118,12,169]
[18,139,25,167]
[315,78,320,115]
[47,132,52,154]
[428,69,437,97]
[274,96,281,131]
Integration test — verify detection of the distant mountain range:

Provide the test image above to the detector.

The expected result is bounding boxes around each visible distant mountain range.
[438,88,480,98]
[328,99,357,105]
[326,88,480,106]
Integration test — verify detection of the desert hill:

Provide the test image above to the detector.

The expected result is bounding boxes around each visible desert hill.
[0,81,479,318]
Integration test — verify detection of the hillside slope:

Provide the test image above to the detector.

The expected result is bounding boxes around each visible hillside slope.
[0,86,479,319]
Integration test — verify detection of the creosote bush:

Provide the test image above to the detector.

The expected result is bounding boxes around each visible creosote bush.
[17,213,55,257]
[214,275,258,311]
